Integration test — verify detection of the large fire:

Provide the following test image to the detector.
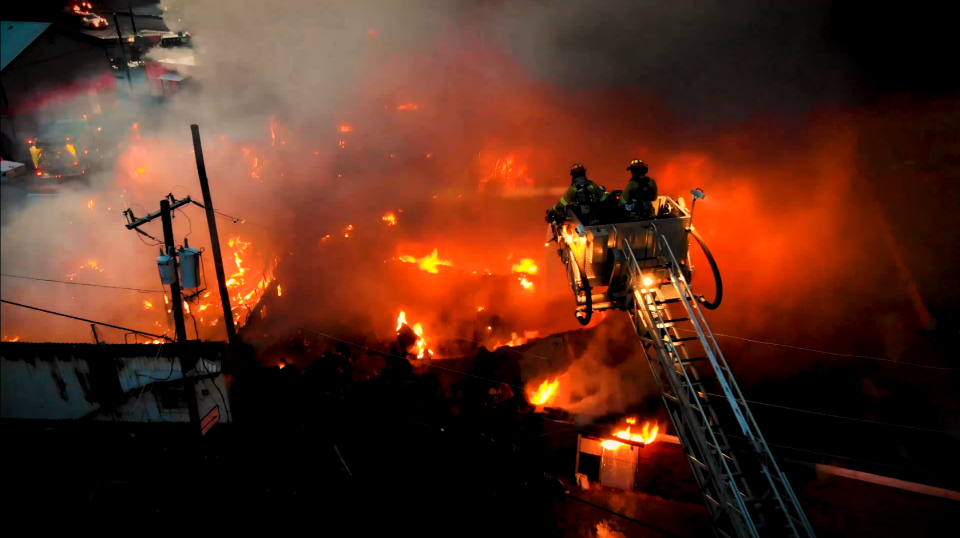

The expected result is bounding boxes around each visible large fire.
[398,248,452,274]
[396,309,433,359]
[529,378,559,406]
[601,421,659,450]
[510,258,538,274]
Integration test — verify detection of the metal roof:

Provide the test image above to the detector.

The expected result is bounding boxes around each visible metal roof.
[1,21,51,71]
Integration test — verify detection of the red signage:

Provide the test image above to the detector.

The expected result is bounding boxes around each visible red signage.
[200,405,220,436]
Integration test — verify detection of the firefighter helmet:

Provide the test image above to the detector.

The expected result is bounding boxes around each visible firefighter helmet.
[627,159,648,173]
[570,163,587,176]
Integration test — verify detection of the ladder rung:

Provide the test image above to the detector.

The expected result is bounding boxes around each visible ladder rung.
[672,337,700,343]
[664,317,690,323]
[655,298,681,305]
[681,357,708,363]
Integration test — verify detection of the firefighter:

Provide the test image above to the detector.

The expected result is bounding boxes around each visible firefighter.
[619,159,658,221]
[545,163,610,225]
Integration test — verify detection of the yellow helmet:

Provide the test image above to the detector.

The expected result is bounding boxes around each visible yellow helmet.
[627,159,648,172]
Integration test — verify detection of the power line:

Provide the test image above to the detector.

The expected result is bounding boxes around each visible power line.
[188,200,281,235]
[728,434,944,476]
[0,299,172,341]
[706,392,953,434]
[451,335,551,361]
[1,273,165,293]
[677,328,960,371]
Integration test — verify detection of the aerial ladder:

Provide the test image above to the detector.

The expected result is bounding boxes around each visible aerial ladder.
[547,190,816,538]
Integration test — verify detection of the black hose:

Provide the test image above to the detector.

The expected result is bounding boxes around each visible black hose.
[689,228,722,310]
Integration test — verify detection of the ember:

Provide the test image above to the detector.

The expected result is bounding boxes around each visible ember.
[382,212,397,226]
[495,330,540,349]
[397,103,419,110]
[143,300,153,310]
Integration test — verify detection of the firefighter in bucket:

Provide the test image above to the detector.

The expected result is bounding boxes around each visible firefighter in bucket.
[619,159,658,221]
[545,163,610,225]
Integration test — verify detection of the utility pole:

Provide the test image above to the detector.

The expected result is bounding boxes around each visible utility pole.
[160,198,189,342]
[190,124,238,346]
[113,13,133,90]
[128,6,138,36]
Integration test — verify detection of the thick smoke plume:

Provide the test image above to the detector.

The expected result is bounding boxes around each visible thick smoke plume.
[3,1,953,419]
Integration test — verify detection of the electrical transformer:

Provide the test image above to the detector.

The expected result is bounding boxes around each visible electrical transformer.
[178,237,202,289]
[157,247,177,285]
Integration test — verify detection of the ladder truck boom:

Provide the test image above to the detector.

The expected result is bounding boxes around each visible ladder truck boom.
[548,192,815,538]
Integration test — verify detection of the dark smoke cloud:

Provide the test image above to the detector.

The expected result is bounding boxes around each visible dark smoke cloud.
[490,0,855,123]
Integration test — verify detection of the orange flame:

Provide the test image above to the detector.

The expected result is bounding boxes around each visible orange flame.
[529,378,559,406]
[519,277,533,289]
[382,212,397,226]
[397,103,419,110]
[234,252,245,275]
[511,258,538,274]
[398,248,452,274]
[87,199,96,209]
[277,285,282,297]
[339,125,353,132]
[143,300,153,310]
[396,309,433,359]
[601,421,659,450]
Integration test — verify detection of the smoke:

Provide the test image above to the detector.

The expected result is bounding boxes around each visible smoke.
[2,1,954,419]
[490,0,855,124]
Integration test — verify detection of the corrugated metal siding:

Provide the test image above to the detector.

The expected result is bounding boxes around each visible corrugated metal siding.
[1,342,230,423]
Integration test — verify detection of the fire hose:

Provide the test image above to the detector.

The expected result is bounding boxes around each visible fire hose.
[689,227,722,310]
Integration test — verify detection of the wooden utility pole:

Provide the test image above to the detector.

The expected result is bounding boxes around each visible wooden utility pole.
[128,7,138,36]
[112,13,133,90]
[160,198,189,342]
[190,124,238,345]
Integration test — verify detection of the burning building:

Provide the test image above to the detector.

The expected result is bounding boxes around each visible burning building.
[1,2,958,535]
